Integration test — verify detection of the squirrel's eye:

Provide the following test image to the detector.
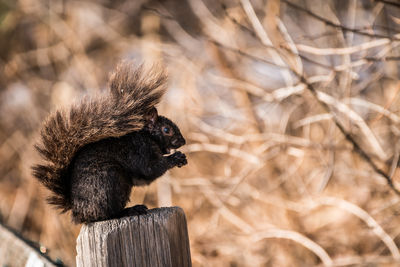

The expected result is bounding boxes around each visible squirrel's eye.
[163,127,170,134]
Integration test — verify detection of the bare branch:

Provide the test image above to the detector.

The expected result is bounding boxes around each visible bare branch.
[282,0,400,41]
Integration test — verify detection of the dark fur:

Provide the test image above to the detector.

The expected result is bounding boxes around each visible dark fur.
[32,62,187,223]
[70,115,186,223]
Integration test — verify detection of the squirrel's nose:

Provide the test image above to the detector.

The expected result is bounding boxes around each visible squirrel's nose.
[172,137,185,147]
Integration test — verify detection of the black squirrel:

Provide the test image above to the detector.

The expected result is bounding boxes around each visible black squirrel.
[32,62,187,224]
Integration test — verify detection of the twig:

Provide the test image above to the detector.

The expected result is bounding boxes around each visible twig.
[209,40,288,68]
[297,37,399,56]
[315,91,387,160]
[229,0,337,72]
[347,97,400,124]
[220,3,258,39]
[225,0,399,192]
[282,0,400,41]
[298,75,400,196]
[210,39,336,72]
[184,143,261,165]
[375,0,400,8]
[366,56,400,61]
[317,197,400,261]
[200,186,255,234]
[209,38,400,194]
[253,229,333,266]
[239,0,294,85]
[328,255,397,266]
[142,6,175,20]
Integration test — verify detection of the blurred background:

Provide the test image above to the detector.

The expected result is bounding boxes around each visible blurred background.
[1,0,400,266]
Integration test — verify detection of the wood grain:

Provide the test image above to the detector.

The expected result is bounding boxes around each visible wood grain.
[0,223,57,267]
[76,207,191,267]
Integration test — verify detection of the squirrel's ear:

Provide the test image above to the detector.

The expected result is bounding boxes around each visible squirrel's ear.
[145,107,158,125]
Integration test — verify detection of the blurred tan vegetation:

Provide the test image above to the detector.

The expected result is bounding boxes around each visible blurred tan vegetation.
[1,0,400,266]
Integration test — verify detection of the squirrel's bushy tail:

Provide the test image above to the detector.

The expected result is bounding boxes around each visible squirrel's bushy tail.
[32,62,167,212]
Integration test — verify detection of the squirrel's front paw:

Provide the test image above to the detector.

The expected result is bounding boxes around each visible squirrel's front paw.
[169,151,187,167]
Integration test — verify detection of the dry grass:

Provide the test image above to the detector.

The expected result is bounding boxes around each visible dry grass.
[1,0,400,266]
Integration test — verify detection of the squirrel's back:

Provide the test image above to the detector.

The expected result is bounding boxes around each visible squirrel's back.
[32,62,167,212]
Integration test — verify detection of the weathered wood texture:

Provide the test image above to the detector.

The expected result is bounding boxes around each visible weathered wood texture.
[0,223,58,267]
[76,207,192,267]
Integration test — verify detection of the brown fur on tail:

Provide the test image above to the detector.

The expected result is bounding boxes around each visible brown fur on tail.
[32,62,167,211]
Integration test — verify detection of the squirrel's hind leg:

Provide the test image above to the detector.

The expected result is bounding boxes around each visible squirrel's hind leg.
[70,164,133,224]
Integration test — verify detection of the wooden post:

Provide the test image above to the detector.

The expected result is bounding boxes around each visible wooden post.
[0,223,58,266]
[76,207,191,267]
